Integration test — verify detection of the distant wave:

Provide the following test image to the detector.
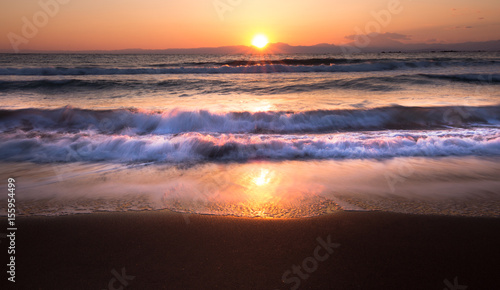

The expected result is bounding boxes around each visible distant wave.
[154,57,500,68]
[1,129,499,163]
[420,73,500,83]
[220,58,367,66]
[0,76,399,93]
[1,106,499,135]
[0,74,498,94]
[1,60,498,75]
[0,78,215,91]
[147,58,368,67]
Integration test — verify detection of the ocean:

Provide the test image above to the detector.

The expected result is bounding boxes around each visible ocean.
[1,52,499,217]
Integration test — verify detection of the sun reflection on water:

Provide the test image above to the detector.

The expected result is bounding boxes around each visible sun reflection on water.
[238,167,280,204]
[161,162,337,218]
[253,169,271,186]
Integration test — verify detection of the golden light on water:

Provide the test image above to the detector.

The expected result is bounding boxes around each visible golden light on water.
[244,168,277,202]
[253,169,271,186]
[161,163,336,218]
[243,100,274,112]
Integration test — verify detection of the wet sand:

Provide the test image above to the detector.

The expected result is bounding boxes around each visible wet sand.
[6,211,500,289]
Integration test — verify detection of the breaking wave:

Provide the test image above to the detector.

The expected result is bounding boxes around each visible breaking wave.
[0,129,499,163]
[1,74,497,94]
[1,106,499,135]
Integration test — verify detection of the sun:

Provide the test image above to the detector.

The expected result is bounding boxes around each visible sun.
[252,34,269,49]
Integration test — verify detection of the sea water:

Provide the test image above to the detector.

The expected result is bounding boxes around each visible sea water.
[0,52,499,217]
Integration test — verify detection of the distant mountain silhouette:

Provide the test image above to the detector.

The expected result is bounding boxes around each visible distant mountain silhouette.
[3,39,499,54]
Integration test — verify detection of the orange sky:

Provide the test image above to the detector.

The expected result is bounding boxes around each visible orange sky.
[1,0,499,52]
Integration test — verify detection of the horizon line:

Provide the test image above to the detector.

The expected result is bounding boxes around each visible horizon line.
[1,39,500,54]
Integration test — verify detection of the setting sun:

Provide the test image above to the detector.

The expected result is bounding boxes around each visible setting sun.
[252,34,269,49]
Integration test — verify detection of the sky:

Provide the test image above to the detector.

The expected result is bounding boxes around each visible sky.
[1,0,499,52]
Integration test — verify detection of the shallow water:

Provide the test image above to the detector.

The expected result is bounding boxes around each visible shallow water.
[1,156,499,217]
[0,52,499,217]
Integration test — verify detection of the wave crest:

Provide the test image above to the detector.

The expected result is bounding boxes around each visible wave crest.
[1,106,499,135]
[1,59,497,75]
[1,130,499,163]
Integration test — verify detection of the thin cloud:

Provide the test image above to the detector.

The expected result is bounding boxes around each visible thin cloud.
[446,26,473,30]
[451,8,481,16]
[345,32,411,41]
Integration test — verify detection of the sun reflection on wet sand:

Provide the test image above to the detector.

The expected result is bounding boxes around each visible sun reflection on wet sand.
[253,169,271,186]
[159,163,335,218]
[4,157,500,218]
[233,168,285,217]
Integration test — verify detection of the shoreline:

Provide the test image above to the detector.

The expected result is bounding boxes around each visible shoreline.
[5,210,500,289]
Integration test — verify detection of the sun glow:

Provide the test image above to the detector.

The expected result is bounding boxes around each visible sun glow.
[252,34,269,49]
[253,169,271,186]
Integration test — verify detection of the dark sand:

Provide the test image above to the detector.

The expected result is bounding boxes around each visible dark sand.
[4,211,500,289]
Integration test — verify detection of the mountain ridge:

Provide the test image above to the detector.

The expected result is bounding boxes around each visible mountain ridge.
[2,39,499,54]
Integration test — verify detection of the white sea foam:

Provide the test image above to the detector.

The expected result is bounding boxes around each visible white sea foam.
[0,129,499,163]
[1,106,499,135]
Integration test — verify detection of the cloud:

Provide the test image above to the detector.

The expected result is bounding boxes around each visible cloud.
[382,32,412,40]
[345,32,411,41]
[446,26,473,30]
[451,8,481,16]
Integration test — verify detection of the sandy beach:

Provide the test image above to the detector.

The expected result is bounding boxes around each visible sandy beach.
[3,1,500,289]
[5,210,499,289]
